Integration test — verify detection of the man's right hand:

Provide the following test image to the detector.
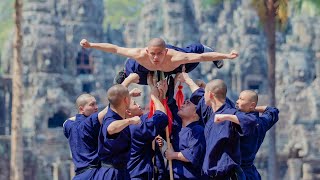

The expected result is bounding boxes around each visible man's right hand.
[158,80,168,98]
[129,116,141,125]
[127,73,140,84]
[155,135,163,147]
[228,50,238,59]
[80,39,91,48]
[150,86,160,99]
[129,88,142,97]
[177,72,190,83]
[214,114,226,123]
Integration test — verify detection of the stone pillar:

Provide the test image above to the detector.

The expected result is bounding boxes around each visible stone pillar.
[302,163,314,180]
[52,162,59,180]
[316,52,320,78]
[70,161,75,179]
[287,158,302,180]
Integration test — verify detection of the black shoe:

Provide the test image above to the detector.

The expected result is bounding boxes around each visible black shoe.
[114,69,126,84]
[213,60,224,69]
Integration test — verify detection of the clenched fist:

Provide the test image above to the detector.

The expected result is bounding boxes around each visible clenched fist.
[80,39,91,48]
[129,88,142,97]
[228,50,238,59]
[129,116,141,125]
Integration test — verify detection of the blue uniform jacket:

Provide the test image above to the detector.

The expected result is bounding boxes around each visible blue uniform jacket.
[128,110,168,180]
[63,113,101,179]
[96,108,131,180]
[240,107,279,180]
[191,89,241,177]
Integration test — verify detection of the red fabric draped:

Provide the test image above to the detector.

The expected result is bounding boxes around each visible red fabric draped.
[147,98,173,135]
[162,98,173,135]
[175,83,184,110]
[148,99,155,118]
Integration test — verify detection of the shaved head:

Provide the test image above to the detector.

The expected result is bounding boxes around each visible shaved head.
[206,79,227,99]
[148,38,166,49]
[241,90,258,104]
[107,84,130,108]
[76,93,95,110]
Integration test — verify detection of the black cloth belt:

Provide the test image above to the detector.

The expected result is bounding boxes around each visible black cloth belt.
[75,164,100,176]
[101,161,126,169]
[208,166,245,180]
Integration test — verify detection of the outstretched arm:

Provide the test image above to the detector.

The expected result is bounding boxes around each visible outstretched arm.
[98,107,109,125]
[214,114,240,124]
[121,73,140,88]
[255,106,268,113]
[171,50,238,64]
[107,116,141,135]
[80,39,144,60]
[177,72,200,93]
[151,81,167,114]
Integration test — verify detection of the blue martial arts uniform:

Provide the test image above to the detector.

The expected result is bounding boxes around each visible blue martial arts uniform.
[152,99,182,180]
[190,89,253,179]
[165,98,205,179]
[128,110,168,180]
[63,113,101,180]
[95,108,131,180]
[240,107,279,180]
[115,43,222,85]
[171,121,206,179]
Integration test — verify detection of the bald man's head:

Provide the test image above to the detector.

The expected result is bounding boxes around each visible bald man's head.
[107,84,130,108]
[148,38,166,49]
[241,90,258,104]
[236,90,258,112]
[146,38,168,65]
[76,93,98,116]
[76,93,95,110]
[205,79,227,99]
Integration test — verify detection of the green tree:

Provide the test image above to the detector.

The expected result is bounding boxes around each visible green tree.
[251,0,288,179]
[0,0,14,49]
[292,0,320,16]
[104,0,145,29]
[252,0,320,179]
[11,0,23,179]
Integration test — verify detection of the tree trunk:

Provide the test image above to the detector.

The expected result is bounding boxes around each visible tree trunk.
[11,0,24,180]
[265,0,277,179]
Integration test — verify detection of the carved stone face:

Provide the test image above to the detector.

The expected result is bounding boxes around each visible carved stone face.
[292,62,308,83]
[37,45,61,73]
[288,54,310,83]
[69,0,102,22]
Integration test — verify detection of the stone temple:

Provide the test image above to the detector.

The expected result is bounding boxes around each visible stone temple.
[0,0,320,179]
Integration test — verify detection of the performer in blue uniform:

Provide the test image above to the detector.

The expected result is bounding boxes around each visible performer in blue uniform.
[215,90,279,180]
[63,93,108,180]
[80,38,238,84]
[95,84,141,180]
[117,43,224,85]
[127,79,169,180]
[165,99,206,179]
[178,73,255,179]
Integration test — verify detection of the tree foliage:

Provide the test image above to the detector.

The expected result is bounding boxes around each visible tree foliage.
[0,0,14,49]
[201,0,233,10]
[251,0,289,30]
[104,0,145,29]
[292,0,320,15]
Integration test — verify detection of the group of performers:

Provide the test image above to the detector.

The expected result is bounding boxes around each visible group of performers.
[63,38,279,180]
